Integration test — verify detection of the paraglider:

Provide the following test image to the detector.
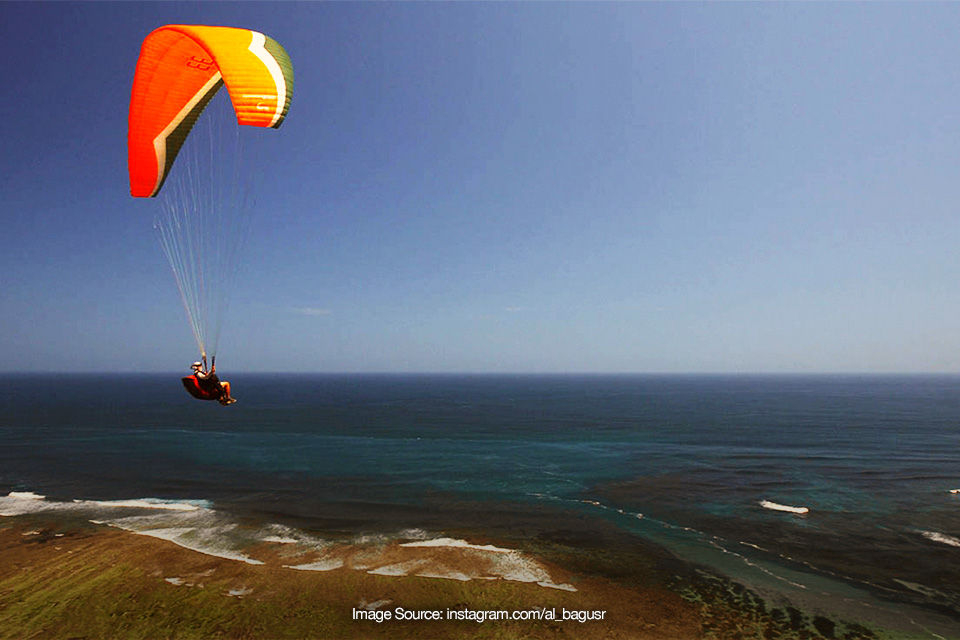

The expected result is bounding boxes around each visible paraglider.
[182,359,235,405]
[128,24,294,404]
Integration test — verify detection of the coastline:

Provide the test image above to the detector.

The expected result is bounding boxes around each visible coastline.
[0,511,902,640]
[0,514,699,640]
[4,374,960,639]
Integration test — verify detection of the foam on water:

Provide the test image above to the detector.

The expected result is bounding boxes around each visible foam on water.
[1,490,575,589]
[0,492,212,517]
[124,526,265,565]
[284,534,576,590]
[1,492,262,564]
[78,499,204,511]
[417,568,473,582]
[400,537,513,553]
[760,500,810,515]
[286,558,346,571]
[921,531,960,548]
[368,559,427,577]
[8,491,44,500]
[0,491,51,516]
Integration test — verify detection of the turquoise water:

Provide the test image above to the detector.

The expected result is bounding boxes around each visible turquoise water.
[2,373,959,636]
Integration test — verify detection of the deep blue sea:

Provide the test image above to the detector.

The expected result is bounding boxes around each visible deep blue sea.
[2,374,960,637]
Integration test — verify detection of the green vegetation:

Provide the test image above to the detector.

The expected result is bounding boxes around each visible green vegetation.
[676,571,884,640]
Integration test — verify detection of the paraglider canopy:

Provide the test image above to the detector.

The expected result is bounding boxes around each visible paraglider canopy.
[128,24,294,364]
[128,24,294,198]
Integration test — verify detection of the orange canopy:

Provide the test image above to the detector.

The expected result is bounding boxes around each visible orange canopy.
[128,25,294,197]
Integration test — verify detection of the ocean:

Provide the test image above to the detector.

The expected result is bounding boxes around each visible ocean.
[2,373,959,637]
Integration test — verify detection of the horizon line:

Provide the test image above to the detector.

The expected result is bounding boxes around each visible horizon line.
[2,370,960,377]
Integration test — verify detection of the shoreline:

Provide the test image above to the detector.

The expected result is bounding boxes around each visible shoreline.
[0,511,912,640]
[0,514,700,640]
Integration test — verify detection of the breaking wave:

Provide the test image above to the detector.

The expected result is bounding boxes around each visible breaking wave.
[0,491,574,590]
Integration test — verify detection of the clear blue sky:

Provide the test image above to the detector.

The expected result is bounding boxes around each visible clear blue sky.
[4,1,960,373]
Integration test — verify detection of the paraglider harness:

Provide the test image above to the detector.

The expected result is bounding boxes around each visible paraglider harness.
[182,373,225,401]
[181,356,225,402]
